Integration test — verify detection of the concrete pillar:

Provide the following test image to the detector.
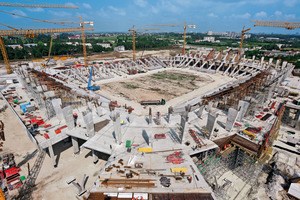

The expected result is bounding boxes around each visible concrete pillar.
[225,108,239,131]
[197,105,205,118]
[180,114,187,144]
[62,105,74,130]
[167,106,173,123]
[206,112,218,140]
[236,101,250,121]
[142,129,150,146]
[71,136,80,154]
[149,108,153,124]
[83,111,95,138]
[48,142,56,167]
[113,112,121,144]
[92,150,98,164]
[275,59,280,69]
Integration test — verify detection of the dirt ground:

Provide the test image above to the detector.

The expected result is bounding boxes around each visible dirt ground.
[0,100,106,200]
[101,70,213,102]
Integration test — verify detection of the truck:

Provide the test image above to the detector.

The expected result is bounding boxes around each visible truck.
[140,99,166,106]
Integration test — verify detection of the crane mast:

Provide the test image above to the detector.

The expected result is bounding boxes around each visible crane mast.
[79,16,88,68]
[148,21,196,55]
[128,26,161,60]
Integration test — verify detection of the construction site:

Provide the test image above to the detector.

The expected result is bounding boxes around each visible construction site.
[0,2,299,200]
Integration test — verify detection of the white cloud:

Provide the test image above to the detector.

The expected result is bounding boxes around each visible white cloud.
[208,13,218,18]
[12,10,27,18]
[229,13,251,19]
[160,0,181,13]
[108,6,126,16]
[49,11,72,18]
[283,0,298,7]
[275,11,282,16]
[255,11,267,18]
[65,2,76,7]
[134,0,147,7]
[98,8,109,18]
[284,14,296,19]
[26,8,44,12]
[151,6,159,14]
[82,3,92,9]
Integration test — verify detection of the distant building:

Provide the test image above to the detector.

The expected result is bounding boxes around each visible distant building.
[203,37,215,42]
[108,40,116,44]
[244,34,251,39]
[97,43,111,48]
[266,37,280,41]
[207,31,213,35]
[68,35,80,40]
[114,46,125,52]
[24,43,37,47]
[6,45,23,49]
[84,43,92,49]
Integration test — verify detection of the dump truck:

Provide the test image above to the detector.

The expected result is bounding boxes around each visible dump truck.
[140,99,166,106]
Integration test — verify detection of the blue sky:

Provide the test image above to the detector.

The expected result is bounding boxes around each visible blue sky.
[1,0,299,34]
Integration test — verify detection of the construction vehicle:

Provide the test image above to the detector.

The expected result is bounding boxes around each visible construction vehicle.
[141,99,166,106]
[149,21,196,55]
[128,25,161,61]
[87,66,100,91]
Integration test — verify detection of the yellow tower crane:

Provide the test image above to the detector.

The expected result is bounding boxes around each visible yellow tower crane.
[128,25,161,61]
[0,2,78,9]
[235,26,251,62]
[0,2,78,73]
[148,21,196,55]
[0,26,94,73]
[251,20,300,30]
[34,17,93,67]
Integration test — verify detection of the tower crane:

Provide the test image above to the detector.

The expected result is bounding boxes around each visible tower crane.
[251,20,300,30]
[0,27,94,74]
[235,26,251,62]
[148,21,196,55]
[0,2,79,73]
[128,25,161,60]
[42,35,57,68]
[0,3,78,9]
[33,17,94,68]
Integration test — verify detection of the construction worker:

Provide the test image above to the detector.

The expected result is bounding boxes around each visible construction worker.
[73,113,78,127]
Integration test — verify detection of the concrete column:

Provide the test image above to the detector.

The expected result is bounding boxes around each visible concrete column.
[113,112,121,144]
[149,108,152,124]
[197,105,205,118]
[276,59,280,69]
[236,100,250,121]
[92,150,98,164]
[48,142,56,167]
[225,108,239,131]
[167,106,173,123]
[206,112,218,140]
[71,136,80,154]
[180,115,187,144]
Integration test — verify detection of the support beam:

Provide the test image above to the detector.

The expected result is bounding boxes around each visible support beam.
[48,142,56,167]
[71,136,80,154]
